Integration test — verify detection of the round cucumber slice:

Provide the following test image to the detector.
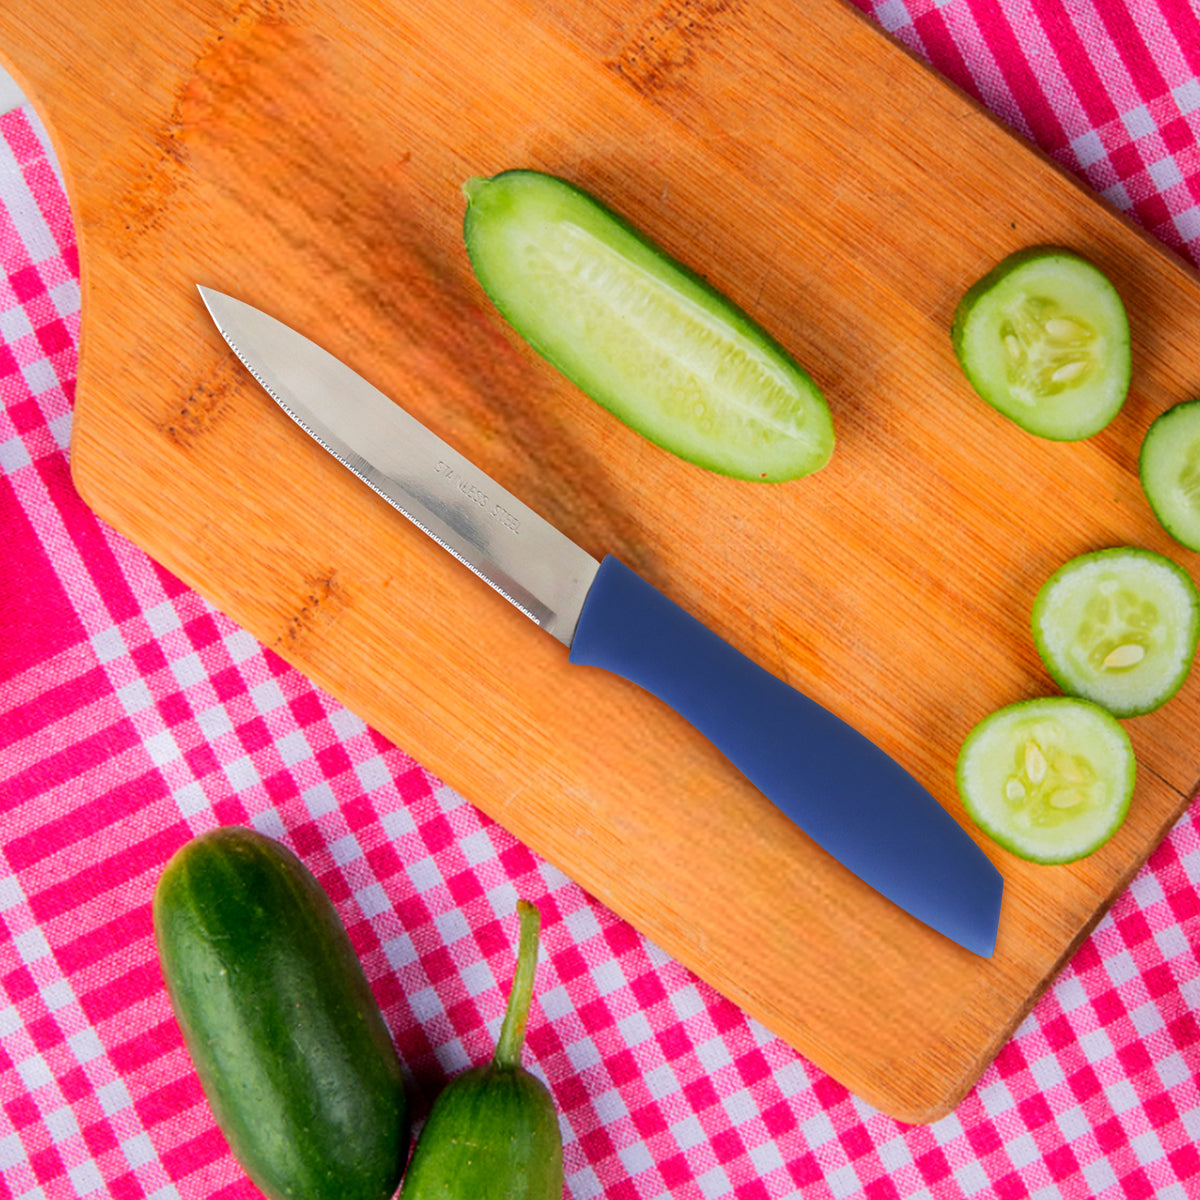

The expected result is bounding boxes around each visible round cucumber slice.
[957,697,1135,864]
[1032,547,1199,717]
[462,170,834,482]
[950,247,1130,440]
[1139,399,1200,552]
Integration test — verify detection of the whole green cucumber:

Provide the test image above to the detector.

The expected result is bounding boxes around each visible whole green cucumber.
[400,900,563,1200]
[153,827,410,1200]
[463,169,834,483]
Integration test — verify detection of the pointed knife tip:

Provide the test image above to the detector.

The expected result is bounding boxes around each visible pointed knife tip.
[196,286,239,329]
[196,284,234,310]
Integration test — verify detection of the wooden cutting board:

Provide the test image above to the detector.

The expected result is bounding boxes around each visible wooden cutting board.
[6,0,1200,1124]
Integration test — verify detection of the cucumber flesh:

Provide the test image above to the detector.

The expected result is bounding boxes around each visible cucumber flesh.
[951,247,1130,440]
[1140,399,1200,552]
[1032,546,1199,717]
[957,697,1135,864]
[462,170,834,482]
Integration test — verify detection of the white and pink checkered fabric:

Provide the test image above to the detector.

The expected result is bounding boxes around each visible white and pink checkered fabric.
[3,3,1200,1198]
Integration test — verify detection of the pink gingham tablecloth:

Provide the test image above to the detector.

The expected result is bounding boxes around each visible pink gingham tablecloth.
[4,3,1200,1198]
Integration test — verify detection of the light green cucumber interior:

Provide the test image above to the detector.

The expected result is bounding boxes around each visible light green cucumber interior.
[1032,548,1199,716]
[463,172,833,481]
[955,252,1130,440]
[957,698,1134,863]
[1140,400,1200,552]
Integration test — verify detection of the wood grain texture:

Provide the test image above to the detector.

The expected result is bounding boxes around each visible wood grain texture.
[6,0,1200,1122]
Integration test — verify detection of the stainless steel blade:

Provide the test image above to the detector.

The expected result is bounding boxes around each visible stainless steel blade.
[198,287,599,645]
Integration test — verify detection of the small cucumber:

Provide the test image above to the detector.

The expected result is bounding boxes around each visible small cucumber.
[957,697,1135,864]
[400,900,563,1200]
[462,169,834,482]
[1139,399,1200,552]
[950,247,1130,440]
[153,827,410,1200]
[1031,546,1199,717]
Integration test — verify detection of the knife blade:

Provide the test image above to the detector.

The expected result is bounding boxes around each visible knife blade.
[198,286,1003,958]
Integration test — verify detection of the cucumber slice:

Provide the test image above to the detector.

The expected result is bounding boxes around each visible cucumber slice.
[1032,547,1199,717]
[462,170,834,482]
[1139,399,1200,552]
[950,247,1130,440]
[957,697,1135,864]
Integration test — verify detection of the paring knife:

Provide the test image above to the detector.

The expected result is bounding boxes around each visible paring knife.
[198,287,1004,958]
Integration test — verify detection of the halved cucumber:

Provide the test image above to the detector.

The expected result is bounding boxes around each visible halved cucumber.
[957,697,1135,864]
[462,170,834,482]
[1032,547,1199,717]
[1140,399,1200,552]
[951,247,1130,440]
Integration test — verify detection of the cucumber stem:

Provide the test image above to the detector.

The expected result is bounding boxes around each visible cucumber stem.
[493,900,540,1071]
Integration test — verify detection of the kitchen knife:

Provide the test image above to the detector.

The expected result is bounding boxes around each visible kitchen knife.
[198,286,1004,958]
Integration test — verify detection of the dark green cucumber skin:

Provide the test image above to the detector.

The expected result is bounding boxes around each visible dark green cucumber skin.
[153,827,409,1200]
[400,1063,564,1200]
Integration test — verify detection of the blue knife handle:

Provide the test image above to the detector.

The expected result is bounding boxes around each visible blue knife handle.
[568,556,1002,956]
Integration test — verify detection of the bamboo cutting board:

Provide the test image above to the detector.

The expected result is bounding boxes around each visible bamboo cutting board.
[6,0,1200,1123]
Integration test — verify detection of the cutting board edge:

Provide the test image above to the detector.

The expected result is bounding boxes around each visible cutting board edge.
[68,415,1195,1125]
[58,427,1014,1125]
[61,394,1200,1125]
[11,0,1200,1130]
[830,0,1200,302]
